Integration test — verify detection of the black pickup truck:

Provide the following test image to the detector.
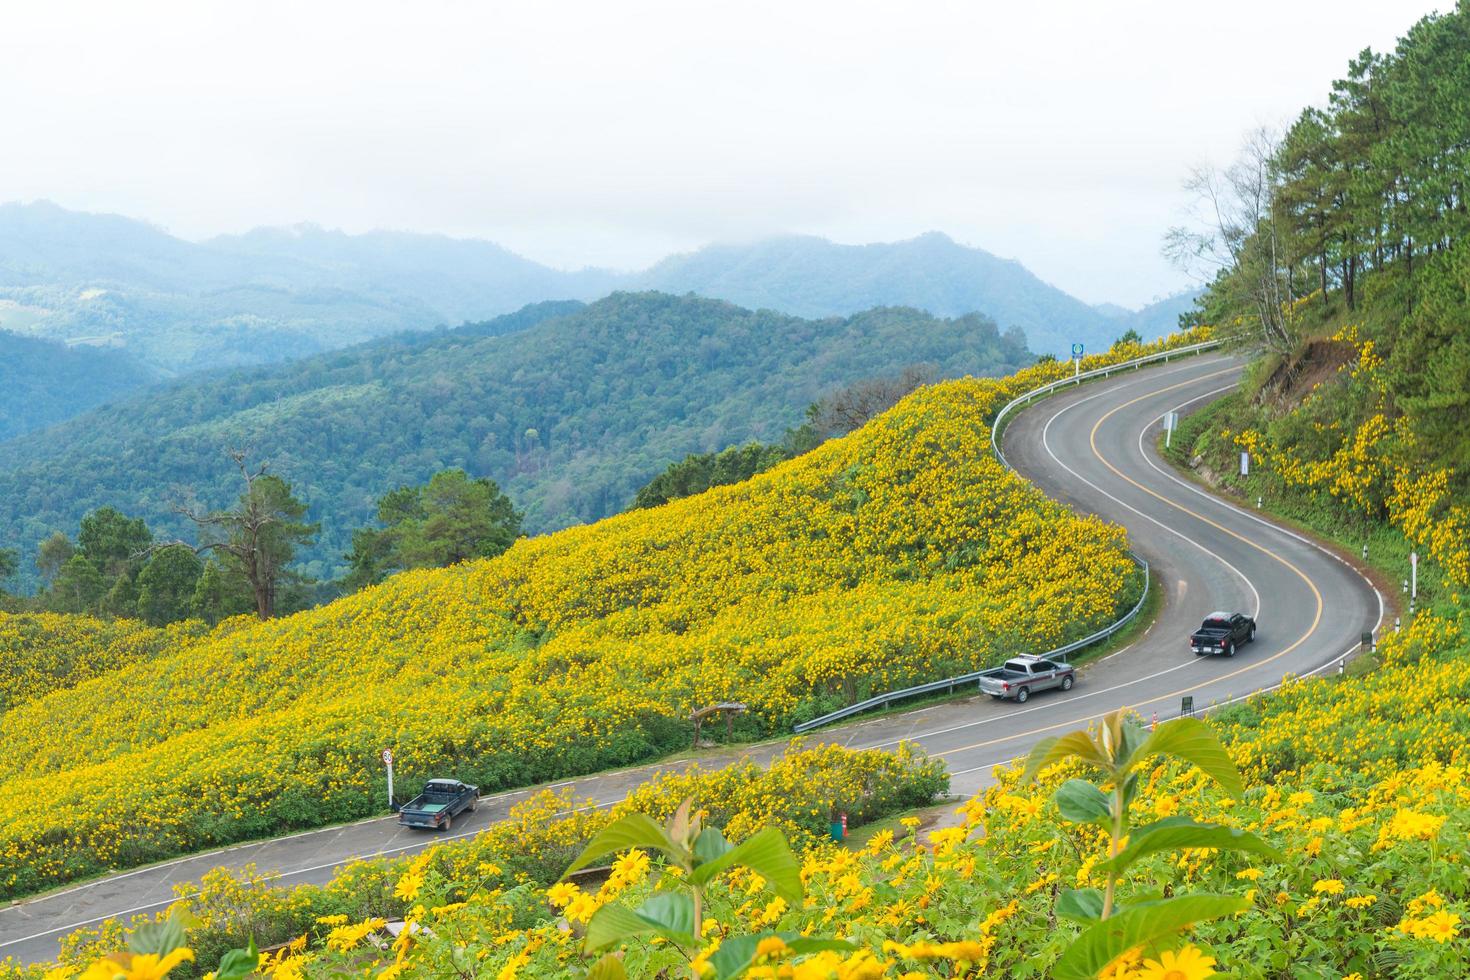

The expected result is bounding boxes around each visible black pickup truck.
[1190,611,1256,657]
[397,779,479,831]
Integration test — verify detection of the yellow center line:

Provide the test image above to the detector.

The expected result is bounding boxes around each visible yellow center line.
[931,363,1324,762]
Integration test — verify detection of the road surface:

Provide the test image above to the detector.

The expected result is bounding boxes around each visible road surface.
[0,353,1383,965]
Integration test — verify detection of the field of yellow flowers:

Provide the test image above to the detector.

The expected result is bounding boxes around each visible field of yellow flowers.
[0,333,1214,900]
[32,602,1470,979]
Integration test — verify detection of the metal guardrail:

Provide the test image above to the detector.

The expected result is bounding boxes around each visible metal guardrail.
[792,555,1149,733]
[791,339,1223,734]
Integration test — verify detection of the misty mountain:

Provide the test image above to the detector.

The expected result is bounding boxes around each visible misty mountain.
[634,232,1117,355]
[1,203,1138,378]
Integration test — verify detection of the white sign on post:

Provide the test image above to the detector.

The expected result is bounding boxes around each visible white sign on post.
[1240,451,1250,476]
[1411,551,1418,599]
[1164,411,1178,448]
[382,748,395,810]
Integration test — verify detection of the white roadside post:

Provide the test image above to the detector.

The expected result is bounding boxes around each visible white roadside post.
[1072,343,1084,380]
[1240,451,1250,477]
[382,748,395,811]
[1411,551,1418,600]
[1164,411,1177,448]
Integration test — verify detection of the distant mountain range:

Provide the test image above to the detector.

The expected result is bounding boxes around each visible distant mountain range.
[0,201,1192,375]
[0,292,1033,586]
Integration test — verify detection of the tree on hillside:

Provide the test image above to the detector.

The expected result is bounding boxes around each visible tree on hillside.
[0,548,16,590]
[344,468,522,590]
[178,451,318,620]
[35,531,76,586]
[1112,328,1143,349]
[806,365,936,438]
[77,507,152,580]
[136,544,205,626]
[1166,128,1294,353]
[49,554,106,614]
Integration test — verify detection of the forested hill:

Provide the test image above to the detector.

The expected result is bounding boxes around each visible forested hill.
[1192,2,1470,486]
[0,331,155,440]
[0,292,1032,583]
[635,232,1115,355]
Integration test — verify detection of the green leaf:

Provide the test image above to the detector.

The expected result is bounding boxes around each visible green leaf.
[584,892,696,952]
[1129,717,1244,797]
[128,915,188,957]
[1056,888,1105,923]
[1053,894,1248,980]
[564,813,680,877]
[214,939,260,980]
[585,953,628,980]
[693,826,734,866]
[688,827,802,904]
[1097,821,1282,875]
[1023,731,1110,782]
[707,933,856,980]
[1054,779,1112,827]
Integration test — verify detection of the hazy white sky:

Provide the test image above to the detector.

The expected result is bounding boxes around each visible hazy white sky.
[0,1,1435,306]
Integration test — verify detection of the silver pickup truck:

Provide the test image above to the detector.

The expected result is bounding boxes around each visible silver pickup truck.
[977,655,1075,702]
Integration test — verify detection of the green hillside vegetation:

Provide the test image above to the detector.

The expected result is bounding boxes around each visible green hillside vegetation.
[0,329,154,440]
[0,292,1032,587]
[1175,3,1469,491]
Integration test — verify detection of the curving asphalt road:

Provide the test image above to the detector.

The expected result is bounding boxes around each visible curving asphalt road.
[0,353,1384,965]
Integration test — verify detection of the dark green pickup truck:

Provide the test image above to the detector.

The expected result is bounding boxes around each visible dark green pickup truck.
[397,779,479,831]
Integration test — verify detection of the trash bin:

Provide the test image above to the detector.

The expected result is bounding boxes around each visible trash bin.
[829,811,848,842]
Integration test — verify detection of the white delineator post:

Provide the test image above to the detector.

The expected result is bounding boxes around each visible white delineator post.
[382,748,395,810]
[1411,551,1418,599]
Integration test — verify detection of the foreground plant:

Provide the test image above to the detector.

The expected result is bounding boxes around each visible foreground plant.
[1024,708,1280,978]
[563,800,852,979]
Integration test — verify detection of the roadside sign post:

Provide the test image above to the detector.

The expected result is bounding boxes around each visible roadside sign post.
[382,748,394,811]
[1181,695,1194,717]
[1411,551,1418,599]
[1071,343,1084,379]
[1240,451,1250,476]
[1164,411,1178,448]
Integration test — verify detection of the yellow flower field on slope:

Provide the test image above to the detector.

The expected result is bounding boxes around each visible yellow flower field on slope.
[0,332,1208,898]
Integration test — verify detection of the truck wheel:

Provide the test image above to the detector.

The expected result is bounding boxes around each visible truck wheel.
[1061,675,1074,691]
[469,798,478,813]
[1225,641,1235,658]
[1015,687,1030,703]
[442,815,453,832]
[1249,625,1257,643]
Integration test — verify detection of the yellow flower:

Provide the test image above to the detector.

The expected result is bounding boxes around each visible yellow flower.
[77,949,195,980]
[1312,879,1345,896]
[1136,944,1216,979]
[755,936,790,959]
[1418,910,1461,943]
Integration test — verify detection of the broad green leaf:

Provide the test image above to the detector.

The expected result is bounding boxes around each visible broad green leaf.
[689,827,802,904]
[214,939,260,980]
[1052,894,1248,980]
[1056,888,1105,923]
[1130,717,1244,797]
[1097,821,1282,875]
[585,953,628,980]
[564,813,679,877]
[128,915,188,957]
[693,826,734,867]
[1054,779,1112,827]
[707,933,856,980]
[1023,731,1110,782]
[584,892,697,952]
